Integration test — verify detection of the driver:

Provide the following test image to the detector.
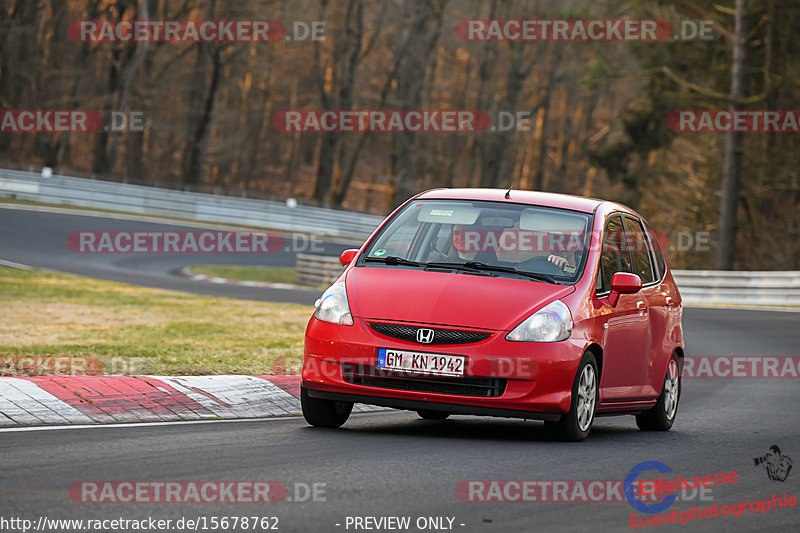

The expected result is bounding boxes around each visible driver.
[494,223,574,271]
[449,224,497,263]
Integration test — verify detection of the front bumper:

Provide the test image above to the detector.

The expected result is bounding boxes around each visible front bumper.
[302,317,587,418]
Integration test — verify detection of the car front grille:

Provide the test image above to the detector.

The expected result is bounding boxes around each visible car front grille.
[342,364,506,398]
[369,323,491,345]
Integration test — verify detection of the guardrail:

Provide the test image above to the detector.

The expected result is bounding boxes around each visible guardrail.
[672,270,800,306]
[3,168,798,306]
[0,168,384,240]
[295,254,345,287]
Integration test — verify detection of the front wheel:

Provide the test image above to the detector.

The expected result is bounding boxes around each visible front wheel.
[544,352,598,442]
[636,355,680,431]
[301,387,353,428]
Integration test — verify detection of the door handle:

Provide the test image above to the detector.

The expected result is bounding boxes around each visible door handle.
[636,300,646,314]
[665,296,674,307]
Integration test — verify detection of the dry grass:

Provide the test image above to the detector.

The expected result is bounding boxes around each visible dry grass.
[0,267,313,375]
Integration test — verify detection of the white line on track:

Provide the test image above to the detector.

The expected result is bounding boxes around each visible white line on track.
[0,259,32,270]
[0,416,300,432]
[0,410,393,433]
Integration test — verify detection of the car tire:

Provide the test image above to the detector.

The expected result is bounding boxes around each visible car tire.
[636,354,680,431]
[544,352,598,442]
[301,386,353,428]
[416,410,450,420]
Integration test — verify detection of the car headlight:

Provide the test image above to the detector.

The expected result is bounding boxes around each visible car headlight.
[506,300,572,342]
[314,282,354,325]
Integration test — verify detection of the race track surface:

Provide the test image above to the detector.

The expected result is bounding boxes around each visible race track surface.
[1,204,355,305]
[1,204,799,532]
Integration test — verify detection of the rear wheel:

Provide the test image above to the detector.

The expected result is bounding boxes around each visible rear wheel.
[416,410,450,420]
[301,387,353,428]
[545,352,598,442]
[636,355,680,431]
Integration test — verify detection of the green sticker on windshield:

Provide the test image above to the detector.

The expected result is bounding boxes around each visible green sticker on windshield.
[373,249,387,257]
[563,265,576,274]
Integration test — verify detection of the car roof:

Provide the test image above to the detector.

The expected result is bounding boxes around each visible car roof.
[414,188,608,214]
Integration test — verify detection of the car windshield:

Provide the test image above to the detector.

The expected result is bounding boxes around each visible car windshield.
[362,199,593,284]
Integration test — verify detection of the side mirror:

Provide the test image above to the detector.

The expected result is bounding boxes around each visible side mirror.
[339,249,359,267]
[608,272,642,307]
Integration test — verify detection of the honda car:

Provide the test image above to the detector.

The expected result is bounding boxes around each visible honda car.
[301,188,683,441]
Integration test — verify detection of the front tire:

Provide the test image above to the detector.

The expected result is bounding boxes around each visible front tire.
[417,410,450,420]
[301,387,353,428]
[545,352,598,442]
[636,355,680,431]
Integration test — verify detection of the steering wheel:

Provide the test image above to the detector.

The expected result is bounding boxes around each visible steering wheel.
[517,256,564,276]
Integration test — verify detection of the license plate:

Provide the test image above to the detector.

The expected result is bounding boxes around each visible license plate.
[377,348,466,377]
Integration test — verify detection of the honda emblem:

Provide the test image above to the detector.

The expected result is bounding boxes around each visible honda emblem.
[416,328,435,344]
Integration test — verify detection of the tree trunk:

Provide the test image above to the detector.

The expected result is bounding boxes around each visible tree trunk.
[184,43,222,187]
[533,45,562,191]
[91,43,121,174]
[312,0,363,207]
[106,0,150,176]
[389,0,444,209]
[716,0,747,270]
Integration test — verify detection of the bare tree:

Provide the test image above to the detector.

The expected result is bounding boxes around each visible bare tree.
[716,0,747,269]
[311,0,364,207]
[388,0,445,208]
[105,0,150,176]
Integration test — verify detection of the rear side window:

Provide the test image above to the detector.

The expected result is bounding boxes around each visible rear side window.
[623,217,656,284]
[646,223,667,279]
[597,215,630,293]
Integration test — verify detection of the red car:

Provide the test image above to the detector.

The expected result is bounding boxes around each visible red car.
[301,188,683,441]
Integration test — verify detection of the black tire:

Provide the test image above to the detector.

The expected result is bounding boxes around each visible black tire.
[301,387,353,428]
[416,409,450,420]
[636,355,680,431]
[544,352,598,442]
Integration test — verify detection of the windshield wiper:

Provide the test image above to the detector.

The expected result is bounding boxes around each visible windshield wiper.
[366,257,558,283]
[364,255,423,267]
[427,261,558,284]
[463,261,558,284]
[424,261,491,275]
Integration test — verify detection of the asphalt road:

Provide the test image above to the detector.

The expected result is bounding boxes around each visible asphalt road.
[2,203,799,532]
[0,204,357,305]
[1,308,798,532]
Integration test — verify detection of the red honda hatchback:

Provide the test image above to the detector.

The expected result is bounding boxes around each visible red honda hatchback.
[301,189,684,441]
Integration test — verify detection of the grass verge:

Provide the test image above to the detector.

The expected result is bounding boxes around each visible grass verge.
[191,265,297,285]
[0,266,312,375]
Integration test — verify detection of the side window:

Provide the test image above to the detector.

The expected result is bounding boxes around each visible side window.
[597,215,630,293]
[623,217,656,284]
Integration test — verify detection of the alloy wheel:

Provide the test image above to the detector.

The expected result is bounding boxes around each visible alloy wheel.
[576,364,596,432]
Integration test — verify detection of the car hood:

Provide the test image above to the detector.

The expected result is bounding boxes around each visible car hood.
[347,266,575,330]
